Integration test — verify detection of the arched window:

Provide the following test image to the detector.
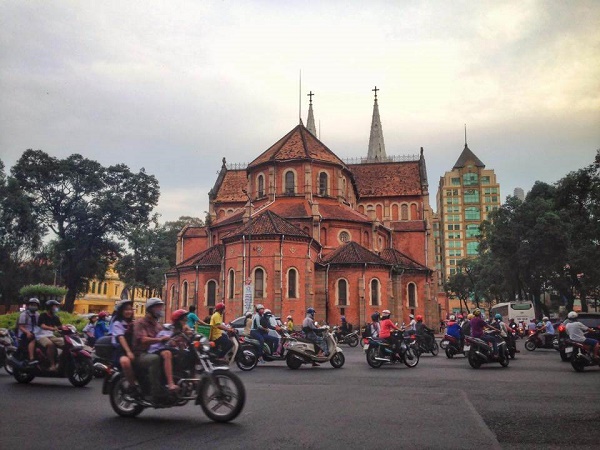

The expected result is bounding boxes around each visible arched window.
[254,268,264,298]
[103,283,107,295]
[228,269,235,299]
[391,204,399,220]
[411,203,418,220]
[285,171,295,195]
[288,268,298,298]
[408,283,417,308]
[91,282,96,294]
[257,174,265,197]
[182,281,188,307]
[321,228,327,246]
[337,279,348,306]
[207,280,216,307]
[401,204,409,220]
[319,172,328,196]
[370,279,380,306]
[364,231,369,246]
[170,285,176,309]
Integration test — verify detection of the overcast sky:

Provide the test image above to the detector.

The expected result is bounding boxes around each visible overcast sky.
[1,1,599,222]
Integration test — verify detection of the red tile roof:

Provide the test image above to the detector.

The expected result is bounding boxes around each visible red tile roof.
[320,241,390,266]
[214,170,247,203]
[212,209,244,227]
[380,248,430,272]
[349,161,422,197]
[248,124,346,169]
[390,221,427,232]
[263,201,310,218]
[174,244,224,270]
[223,210,310,241]
[318,203,371,223]
[181,226,207,238]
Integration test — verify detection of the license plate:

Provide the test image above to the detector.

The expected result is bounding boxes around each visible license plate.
[363,343,369,351]
[565,347,573,354]
[464,345,470,351]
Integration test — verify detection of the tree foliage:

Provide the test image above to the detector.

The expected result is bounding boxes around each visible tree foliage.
[11,150,160,312]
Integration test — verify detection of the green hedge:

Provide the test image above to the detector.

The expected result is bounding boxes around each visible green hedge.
[19,284,67,300]
[0,311,89,333]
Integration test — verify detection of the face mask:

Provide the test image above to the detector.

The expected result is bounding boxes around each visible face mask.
[152,309,165,319]
[52,307,59,313]
[28,306,38,312]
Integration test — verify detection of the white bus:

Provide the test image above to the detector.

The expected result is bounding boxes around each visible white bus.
[489,301,535,323]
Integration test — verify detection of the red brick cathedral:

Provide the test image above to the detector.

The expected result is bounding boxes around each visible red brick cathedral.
[165,91,440,328]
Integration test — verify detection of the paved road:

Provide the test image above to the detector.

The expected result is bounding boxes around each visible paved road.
[1,340,599,449]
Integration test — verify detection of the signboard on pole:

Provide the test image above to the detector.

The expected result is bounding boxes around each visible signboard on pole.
[243,279,253,314]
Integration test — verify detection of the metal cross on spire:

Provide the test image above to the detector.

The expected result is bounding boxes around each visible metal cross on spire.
[372,86,379,100]
[307,91,314,105]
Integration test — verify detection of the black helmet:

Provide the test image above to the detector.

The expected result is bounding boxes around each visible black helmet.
[46,299,60,309]
[371,312,380,321]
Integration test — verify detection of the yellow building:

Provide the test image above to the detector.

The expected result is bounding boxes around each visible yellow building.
[73,267,152,317]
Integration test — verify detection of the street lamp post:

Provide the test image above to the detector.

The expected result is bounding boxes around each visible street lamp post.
[242,189,253,316]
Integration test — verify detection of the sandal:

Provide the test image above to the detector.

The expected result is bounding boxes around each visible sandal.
[167,384,180,392]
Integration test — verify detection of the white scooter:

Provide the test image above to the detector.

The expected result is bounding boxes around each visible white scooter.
[284,326,345,369]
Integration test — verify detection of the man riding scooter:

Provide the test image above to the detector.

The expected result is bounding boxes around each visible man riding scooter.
[37,300,65,371]
[250,304,279,363]
[302,307,328,359]
[17,298,42,366]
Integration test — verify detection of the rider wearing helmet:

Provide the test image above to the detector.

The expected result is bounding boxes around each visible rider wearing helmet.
[83,314,99,346]
[37,299,65,371]
[369,312,381,338]
[566,311,599,361]
[286,315,294,333]
[302,307,329,358]
[17,298,42,365]
[132,297,176,400]
[407,314,417,331]
[261,309,282,355]
[244,311,254,336]
[471,309,499,355]
[415,315,435,349]
[210,302,233,359]
[250,304,280,362]
[540,316,555,346]
[94,310,110,340]
[379,309,401,354]
[110,299,138,393]
[446,314,462,346]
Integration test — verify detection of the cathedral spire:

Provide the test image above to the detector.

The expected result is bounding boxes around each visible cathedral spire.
[306,91,317,136]
[367,86,386,161]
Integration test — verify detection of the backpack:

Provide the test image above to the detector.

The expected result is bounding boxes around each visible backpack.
[362,323,372,339]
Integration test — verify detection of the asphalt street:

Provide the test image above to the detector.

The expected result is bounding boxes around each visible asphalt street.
[1,339,599,450]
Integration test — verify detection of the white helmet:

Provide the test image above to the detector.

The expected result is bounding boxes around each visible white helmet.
[567,311,578,320]
[449,314,456,321]
[255,304,265,311]
[382,309,391,316]
[146,297,164,309]
[542,316,549,321]
[409,314,414,319]
[287,315,292,320]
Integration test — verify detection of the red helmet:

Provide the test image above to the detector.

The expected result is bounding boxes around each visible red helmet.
[457,314,464,319]
[215,302,226,312]
[98,311,108,319]
[171,309,188,321]
[416,315,423,322]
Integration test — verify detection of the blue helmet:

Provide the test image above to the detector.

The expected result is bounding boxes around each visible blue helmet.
[494,313,502,320]
[306,307,315,315]
[340,316,346,322]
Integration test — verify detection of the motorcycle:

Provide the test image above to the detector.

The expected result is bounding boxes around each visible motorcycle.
[524,329,556,351]
[365,331,419,368]
[413,329,439,356]
[284,326,345,369]
[241,329,293,367]
[0,328,18,375]
[96,332,246,422]
[464,331,510,369]
[565,330,599,372]
[332,327,360,347]
[221,331,259,372]
[443,334,469,358]
[10,325,94,386]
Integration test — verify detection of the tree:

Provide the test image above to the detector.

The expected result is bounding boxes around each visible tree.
[12,150,159,312]
[115,216,203,298]
[0,159,47,308]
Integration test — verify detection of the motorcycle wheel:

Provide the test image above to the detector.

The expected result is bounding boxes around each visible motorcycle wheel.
[235,348,258,372]
[559,349,571,362]
[110,376,144,417]
[286,353,303,370]
[431,341,439,356]
[403,348,419,368]
[67,357,94,387]
[440,339,449,350]
[571,355,586,373]
[499,351,510,367]
[4,350,15,375]
[347,335,359,348]
[199,370,245,423]
[366,347,384,368]
[330,352,345,368]
[467,350,481,369]
[13,367,35,384]
[445,347,455,359]
[509,347,516,360]
[524,340,536,351]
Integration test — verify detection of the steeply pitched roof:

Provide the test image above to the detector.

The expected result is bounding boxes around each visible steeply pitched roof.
[248,124,346,169]
[223,210,310,241]
[349,161,422,197]
[175,244,224,270]
[213,170,248,203]
[320,241,390,266]
[319,203,371,223]
[380,248,430,272]
[453,144,485,169]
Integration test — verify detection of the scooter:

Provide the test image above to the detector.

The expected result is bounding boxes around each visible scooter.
[0,328,18,374]
[365,331,419,368]
[10,325,94,386]
[444,334,469,358]
[565,330,599,372]
[332,327,360,347]
[464,331,510,369]
[413,329,439,356]
[95,332,246,423]
[220,331,259,372]
[524,329,556,351]
[241,329,293,365]
[284,326,345,369]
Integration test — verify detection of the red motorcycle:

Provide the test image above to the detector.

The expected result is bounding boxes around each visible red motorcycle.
[443,334,468,358]
[11,325,94,387]
[524,329,555,351]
